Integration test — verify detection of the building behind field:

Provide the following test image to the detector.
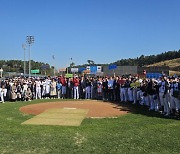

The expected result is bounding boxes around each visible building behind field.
[102,66,169,77]
[103,66,138,76]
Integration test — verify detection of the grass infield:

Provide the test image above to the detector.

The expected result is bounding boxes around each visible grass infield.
[0,99,180,154]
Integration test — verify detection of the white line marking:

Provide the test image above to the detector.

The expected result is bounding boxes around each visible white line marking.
[64,108,77,110]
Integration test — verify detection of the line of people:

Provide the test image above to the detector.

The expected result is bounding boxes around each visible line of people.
[0,75,179,117]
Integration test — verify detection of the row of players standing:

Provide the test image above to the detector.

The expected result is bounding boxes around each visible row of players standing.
[0,75,180,116]
[0,76,124,101]
[117,76,180,116]
[35,75,180,117]
[0,76,103,102]
[0,77,58,102]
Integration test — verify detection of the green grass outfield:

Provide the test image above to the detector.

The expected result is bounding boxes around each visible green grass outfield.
[0,99,180,154]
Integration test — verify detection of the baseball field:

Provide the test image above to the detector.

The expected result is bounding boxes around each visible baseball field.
[0,99,180,154]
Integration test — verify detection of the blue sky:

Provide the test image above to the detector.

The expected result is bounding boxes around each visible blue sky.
[0,0,180,69]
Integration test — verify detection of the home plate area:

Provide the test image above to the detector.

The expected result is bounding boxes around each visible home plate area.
[20,100,129,126]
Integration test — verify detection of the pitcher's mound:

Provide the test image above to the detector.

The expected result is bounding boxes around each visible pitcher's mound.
[22,108,89,126]
[20,100,130,118]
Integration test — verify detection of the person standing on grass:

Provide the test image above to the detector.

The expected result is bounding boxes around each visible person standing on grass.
[127,78,133,102]
[41,79,46,98]
[79,76,86,99]
[35,78,42,99]
[22,81,28,101]
[90,77,93,99]
[133,78,141,104]
[50,78,57,99]
[45,77,51,99]
[16,82,22,101]
[97,78,103,100]
[60,76,67,99]
[30,81,36,100]
[73,76,80,99]
[0,80,7,102]
[2,85,7,102]
[25,87,32,101]
[85,77,91,99]
[0,85,5,103]
[66,77,73,99]
[142,80,150,106]
[158,76,170,116]
[107,76,114,101]
[102,77,108,101]
[10,81,17,102]
[119,76,126,102]
[5,80,11,101]
[153,80,160,112]
[57,80,62,99]
[113,76,120,101]
[169,77,180,116]
[146,79,156,110]
[91,77,97,100]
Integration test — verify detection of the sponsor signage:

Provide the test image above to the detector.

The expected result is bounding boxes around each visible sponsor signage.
[146,73,162,79]
[59,68,66,72]
[85,66,102,74]
[90,66,97,73]
[86,66,90,71]
[97,66,102,72]
[109,64,117,70]
[71,68,78,73]
[78,67,86,72]
[65,74,73,78]
[31,69,40,74]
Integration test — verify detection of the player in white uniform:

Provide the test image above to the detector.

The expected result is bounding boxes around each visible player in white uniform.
[41,79,45,98]
[0,85,5,103]
[45,78,51,98]
[169,77,180,116]
[35,78,42,99]
[158,76,170,116]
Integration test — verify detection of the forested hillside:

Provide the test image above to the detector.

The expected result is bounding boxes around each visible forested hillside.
[148,58,180,75]
[0,60,53,75]
[113,50,180,66]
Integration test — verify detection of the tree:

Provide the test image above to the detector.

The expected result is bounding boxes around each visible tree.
[70,62,75,68]
[87,60,95,65]
[0,60,53,74]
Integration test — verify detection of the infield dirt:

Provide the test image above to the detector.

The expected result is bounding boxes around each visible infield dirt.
[20,100,131,118]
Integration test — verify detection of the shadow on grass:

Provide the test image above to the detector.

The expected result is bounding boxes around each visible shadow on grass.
[107,101,180,120]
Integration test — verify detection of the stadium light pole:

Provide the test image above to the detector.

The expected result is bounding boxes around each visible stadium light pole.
[0,68,3,78]
[52,55,55,76]
[67,57,73,74]
[22,43,26,75]
[26,36,34,77]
